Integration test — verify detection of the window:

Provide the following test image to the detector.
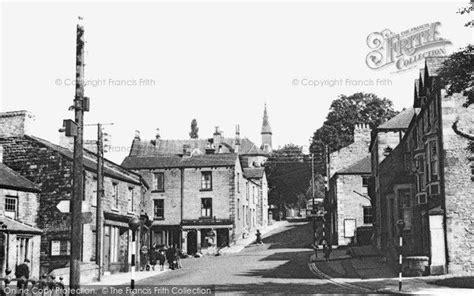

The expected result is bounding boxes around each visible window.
[363,207,373,224]
[51,240,71,256]
[237,173,240,193]
[429,141,438,182]
[127,187,134,213]
[416,156,426,192]
[153,172,164,192]
[237,199,240,220]
[362,177,369,187]
[201,172,212,190]
[154,199,164,219]
[399,189,411,208]
[112,183,119,209]
[5,196,17,219]
[201,198,212,217]
[246,183,249,201]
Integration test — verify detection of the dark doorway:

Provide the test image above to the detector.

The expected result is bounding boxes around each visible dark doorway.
[187,230,197,255]
[103,226,111,272]
[216,229,229,248]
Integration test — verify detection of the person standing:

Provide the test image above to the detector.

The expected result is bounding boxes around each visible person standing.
[322,239,331,261]
[15,259,30,296]
[255,230,263,244]
[158,249,166,271]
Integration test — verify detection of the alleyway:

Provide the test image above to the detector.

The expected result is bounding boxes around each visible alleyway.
[138,222,366,294]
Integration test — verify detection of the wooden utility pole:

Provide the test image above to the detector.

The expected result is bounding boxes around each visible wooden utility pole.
[96,123,104,281]
[84,122,113,282]
[70,17,87,289]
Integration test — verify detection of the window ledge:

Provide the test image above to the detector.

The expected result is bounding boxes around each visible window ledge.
[151,190,165,193]
[200,189,213,192]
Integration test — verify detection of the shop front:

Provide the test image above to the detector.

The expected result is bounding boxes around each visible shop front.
[181,219,232,255]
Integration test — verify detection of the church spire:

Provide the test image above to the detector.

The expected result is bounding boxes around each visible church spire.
[261,103,272,153]
[261,103,272,134]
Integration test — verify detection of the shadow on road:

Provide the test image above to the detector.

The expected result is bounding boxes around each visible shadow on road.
[238,250,315,279]
[261,222,314,249]
[215,281,358,294]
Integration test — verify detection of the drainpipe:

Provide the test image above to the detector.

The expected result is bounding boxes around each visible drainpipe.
[437,88,449,273]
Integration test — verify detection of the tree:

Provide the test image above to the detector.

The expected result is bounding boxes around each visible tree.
[265,144,313,212]
[189,119,199,139]
[310,92,398,171]
[434,44,474,151]
[434,45,473,108]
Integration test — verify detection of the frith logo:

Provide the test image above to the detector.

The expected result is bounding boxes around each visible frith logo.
[365,22,452,72]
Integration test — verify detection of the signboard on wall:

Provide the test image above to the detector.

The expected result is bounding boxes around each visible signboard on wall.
[344,219,356,238]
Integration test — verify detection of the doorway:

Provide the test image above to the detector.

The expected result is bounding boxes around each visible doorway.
[103,226,111,272]
[186,230,197,255]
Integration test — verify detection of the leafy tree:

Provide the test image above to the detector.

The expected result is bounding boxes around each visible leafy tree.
[189,119,199,139]
[457,5,473,28]
[265,144,313,212]
[310,92,398,172]
[435,45,473,108]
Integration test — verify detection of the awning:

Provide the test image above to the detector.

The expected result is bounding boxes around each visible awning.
[0,216,42,234]
[103,211,136,228]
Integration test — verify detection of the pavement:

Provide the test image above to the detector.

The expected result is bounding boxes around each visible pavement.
[310,244,474,295]
[81,222,473,294]
[219,220,288,254]
[83,267,170,286]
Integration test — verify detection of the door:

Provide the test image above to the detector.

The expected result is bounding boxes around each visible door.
[186,230,197,255]
[103,226,111,272]
[216,229,229,248]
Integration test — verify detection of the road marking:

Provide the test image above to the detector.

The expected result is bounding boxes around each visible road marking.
[307,261,376,293]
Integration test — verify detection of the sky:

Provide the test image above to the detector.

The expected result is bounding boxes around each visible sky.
[1,0,472,163]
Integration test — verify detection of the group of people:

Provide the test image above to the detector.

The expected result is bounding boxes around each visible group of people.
[313,238,332,261]
[141,244,184,271]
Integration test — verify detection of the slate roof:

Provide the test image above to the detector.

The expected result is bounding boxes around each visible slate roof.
[129,137,264,157]
[0,162,40,192]
[243,167,265,179]
[121,154,238,170]
[26,135,144,186]
[337,156,371,174]
[0,216,42,234]
[377,107,415,130]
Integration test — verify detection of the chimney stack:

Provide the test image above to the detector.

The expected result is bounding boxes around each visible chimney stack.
[134,130,141,140]
[182,144,191,157]
[354,123,371,144]
[0,110,36,137]
[205,141,215,155]
[213,126,223,153]
[235,124,241,153]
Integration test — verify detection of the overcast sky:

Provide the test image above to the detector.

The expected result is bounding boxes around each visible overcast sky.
[1,1,471,162]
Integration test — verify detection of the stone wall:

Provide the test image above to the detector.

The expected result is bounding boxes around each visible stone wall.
[334,174,372,245]
[441,91,474,274]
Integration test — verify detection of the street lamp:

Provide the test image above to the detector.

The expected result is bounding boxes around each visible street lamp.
[128,217,141,290]
[396,219,405,292]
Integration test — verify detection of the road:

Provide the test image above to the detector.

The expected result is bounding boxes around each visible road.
[138,222,364,294]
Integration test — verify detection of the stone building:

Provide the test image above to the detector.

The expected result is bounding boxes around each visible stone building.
[328,156,372,246]
[122,151,268,255]
[121,106,271,254]
[0,110,148,281]
[0,155,42,279]
[370,57,474,275]
[327,124,371,245]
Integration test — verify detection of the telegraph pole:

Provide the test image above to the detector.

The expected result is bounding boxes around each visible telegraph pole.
[96,123,103,282]
[70,17,86,289]
[324,145,330,242]
[85,122,113,282]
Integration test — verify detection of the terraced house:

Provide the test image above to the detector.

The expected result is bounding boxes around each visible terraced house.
[0,110,148,282]
[122,107,271,254]
[370,57,474,275]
